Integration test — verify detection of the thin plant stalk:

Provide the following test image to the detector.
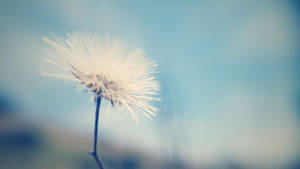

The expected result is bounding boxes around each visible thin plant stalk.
[89,96,105,169]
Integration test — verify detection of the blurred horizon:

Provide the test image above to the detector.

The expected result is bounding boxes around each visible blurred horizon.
[1,0,300,169]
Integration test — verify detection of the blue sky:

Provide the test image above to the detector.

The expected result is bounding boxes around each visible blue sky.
[0,0,300,168]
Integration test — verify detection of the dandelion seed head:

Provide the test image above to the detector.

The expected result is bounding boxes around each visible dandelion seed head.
[40,31,160,122]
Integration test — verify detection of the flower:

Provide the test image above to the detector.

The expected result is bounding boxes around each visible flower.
[40,31,160,122]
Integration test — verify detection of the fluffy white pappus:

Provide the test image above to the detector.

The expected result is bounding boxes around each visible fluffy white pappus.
[40,31,160,122]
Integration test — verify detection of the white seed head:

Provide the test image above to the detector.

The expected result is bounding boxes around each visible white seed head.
[40,31,160,122]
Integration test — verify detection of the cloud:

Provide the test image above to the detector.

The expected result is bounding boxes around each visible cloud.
[181,88,300,168]
[226,2,299,61]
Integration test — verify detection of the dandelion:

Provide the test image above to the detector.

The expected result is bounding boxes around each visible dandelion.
[40,31,160,169]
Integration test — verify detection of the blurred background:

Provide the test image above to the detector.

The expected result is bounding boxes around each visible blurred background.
[1,0,300,169]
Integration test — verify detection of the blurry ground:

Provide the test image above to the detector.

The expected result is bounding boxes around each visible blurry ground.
[1,97,300,169]
[0,116,167,169]
[0,97,190,169]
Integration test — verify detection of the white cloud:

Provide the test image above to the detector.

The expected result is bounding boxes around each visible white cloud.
[181,88,300,168]
[227,3,299,61]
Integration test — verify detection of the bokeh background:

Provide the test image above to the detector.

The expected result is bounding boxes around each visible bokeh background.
[1,0,300,169]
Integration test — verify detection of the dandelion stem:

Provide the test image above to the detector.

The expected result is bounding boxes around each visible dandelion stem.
[89,96,105,169]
